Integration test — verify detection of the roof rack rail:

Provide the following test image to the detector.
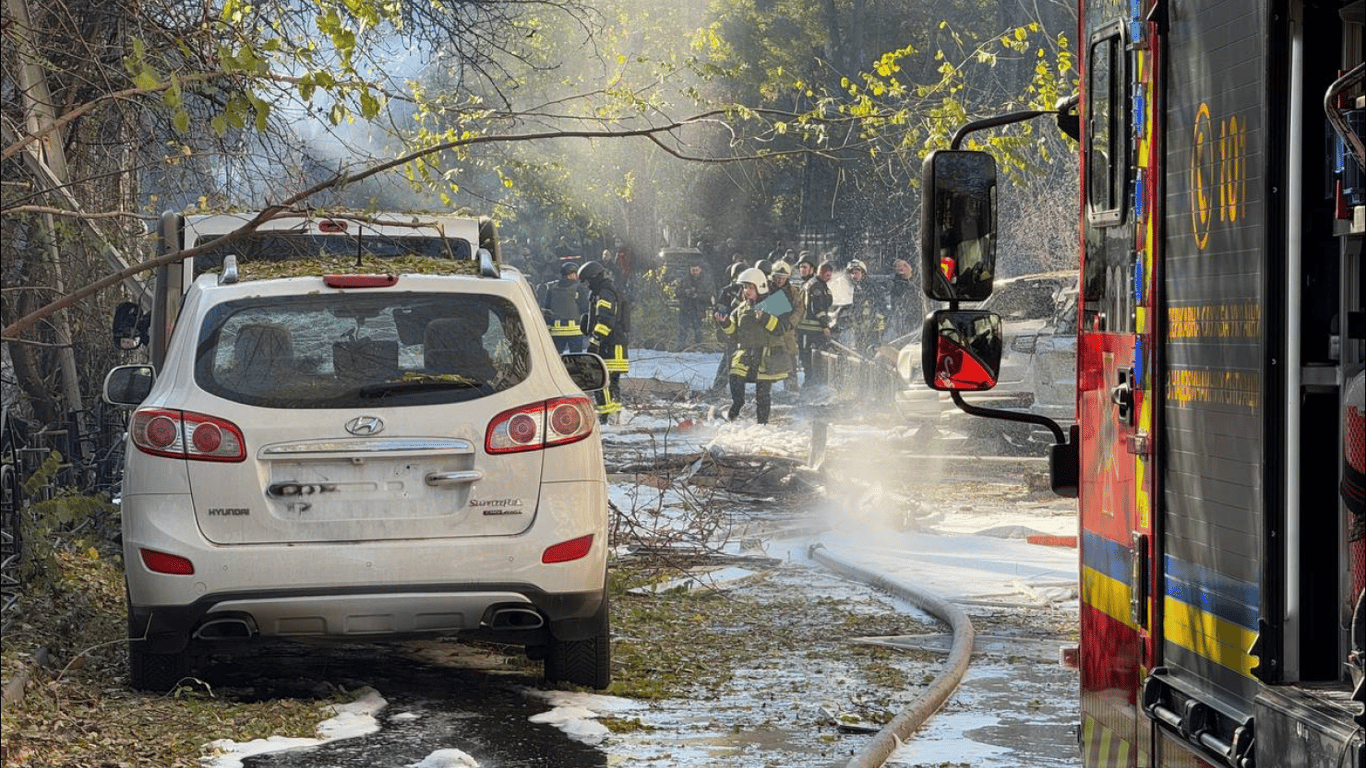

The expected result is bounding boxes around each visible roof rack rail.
[477,248,498,277]
[218,255,239,285]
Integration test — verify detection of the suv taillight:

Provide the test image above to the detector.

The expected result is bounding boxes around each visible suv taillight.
[486,396,596,454]
[131,408,247,462]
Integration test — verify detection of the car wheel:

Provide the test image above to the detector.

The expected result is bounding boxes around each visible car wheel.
[127,642,194,693]
[544,595,610,690]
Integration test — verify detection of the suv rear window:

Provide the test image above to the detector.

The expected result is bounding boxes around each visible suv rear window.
[195,293,530,408]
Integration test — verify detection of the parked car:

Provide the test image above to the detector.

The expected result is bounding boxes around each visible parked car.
[894,271,1078,442]
[657,246,704,282]
[973,271,1077,419]
[104,252,613,692]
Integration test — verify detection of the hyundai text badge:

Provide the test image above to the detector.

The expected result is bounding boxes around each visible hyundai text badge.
[345,416,385,436]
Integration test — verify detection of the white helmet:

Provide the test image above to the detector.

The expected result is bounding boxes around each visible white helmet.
[736,267,770,294]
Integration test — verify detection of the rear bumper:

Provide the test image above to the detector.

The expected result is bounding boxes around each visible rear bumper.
[122,487,608,652]
[131,584,606,653]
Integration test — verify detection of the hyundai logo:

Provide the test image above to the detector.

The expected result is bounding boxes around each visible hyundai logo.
[345,416,385,436]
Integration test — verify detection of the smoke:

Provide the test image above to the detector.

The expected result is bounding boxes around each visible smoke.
[817,420,951,543]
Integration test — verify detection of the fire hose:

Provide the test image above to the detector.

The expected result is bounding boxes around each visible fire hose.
[809,542,976,768]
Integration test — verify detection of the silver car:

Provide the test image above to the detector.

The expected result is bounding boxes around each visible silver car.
[975,271,1078,420]
[894,271,1077,442]
[105,262,612,691]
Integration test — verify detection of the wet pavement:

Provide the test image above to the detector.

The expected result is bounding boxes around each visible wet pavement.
[203,643,608,768]
[190,368,1083,768]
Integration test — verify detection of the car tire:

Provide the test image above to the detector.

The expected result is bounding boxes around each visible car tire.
[544,595,611,690]
[127,642,194,693]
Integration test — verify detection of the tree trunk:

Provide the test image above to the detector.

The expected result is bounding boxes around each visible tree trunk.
[9,0,90,423]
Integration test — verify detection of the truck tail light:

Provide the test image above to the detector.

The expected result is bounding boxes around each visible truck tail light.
[486,396,596,454]
[131,408,246,462]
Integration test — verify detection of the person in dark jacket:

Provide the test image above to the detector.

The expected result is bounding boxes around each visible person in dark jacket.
[539,261,589,353]
[714,267,792,424]
[844,259,886,354]
[673,260,714,347]
[797,262,835,386]
[887,258,920,340]
[578,261,630,423]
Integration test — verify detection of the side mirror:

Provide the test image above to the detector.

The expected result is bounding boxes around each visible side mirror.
[921,310,1002,391]
[1055,93,1080,142]
[562,352,608,392]
[920,150,998,302]
[112,301,149,350]
[1049,425,1080,498]
[103,365,155,406]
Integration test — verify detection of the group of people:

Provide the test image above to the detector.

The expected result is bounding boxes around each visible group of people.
[697,254,829,425]
[689,251,922,425]
[532,240,922,428]
[535,256,630,425]
[508,238,639,297]
[709,258,807,424]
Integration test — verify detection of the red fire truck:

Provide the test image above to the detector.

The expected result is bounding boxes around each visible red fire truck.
[919,1,1363,767]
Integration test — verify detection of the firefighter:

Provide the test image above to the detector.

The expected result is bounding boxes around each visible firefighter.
[887,258,919,340]
[539,261,589,353]
[797,261,835,387]
[714,267,792,424]
[769,261,804,391]
[673,259,713,347]
[710,262,748,390]
[577,260,630,424]
[844,259,886,353]
[794,253,816,288]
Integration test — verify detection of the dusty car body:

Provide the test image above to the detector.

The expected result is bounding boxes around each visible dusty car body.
[103,214,613,693]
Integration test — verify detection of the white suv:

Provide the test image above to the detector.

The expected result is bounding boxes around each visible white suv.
[105,236,612,691]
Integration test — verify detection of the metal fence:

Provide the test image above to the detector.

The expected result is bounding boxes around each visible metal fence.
[1,404,126,630]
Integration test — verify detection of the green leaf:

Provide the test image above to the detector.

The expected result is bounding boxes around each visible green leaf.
[249,93,270,131]
[359,91,380,119]
[133,68,161,91]
[161,76,183,107]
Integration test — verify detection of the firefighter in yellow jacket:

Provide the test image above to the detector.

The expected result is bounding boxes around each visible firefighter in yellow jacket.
[713,267,792,424]
[577,260,630,423]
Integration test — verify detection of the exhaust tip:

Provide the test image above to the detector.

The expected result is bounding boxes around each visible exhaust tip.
[488,607,545,630]
[194,617,255,640]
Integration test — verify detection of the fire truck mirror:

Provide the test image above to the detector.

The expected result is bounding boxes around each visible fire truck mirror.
[921,309,1002,391]
[1049,426,1080,499]
[112,301,148,350]
[920,150,998,303]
